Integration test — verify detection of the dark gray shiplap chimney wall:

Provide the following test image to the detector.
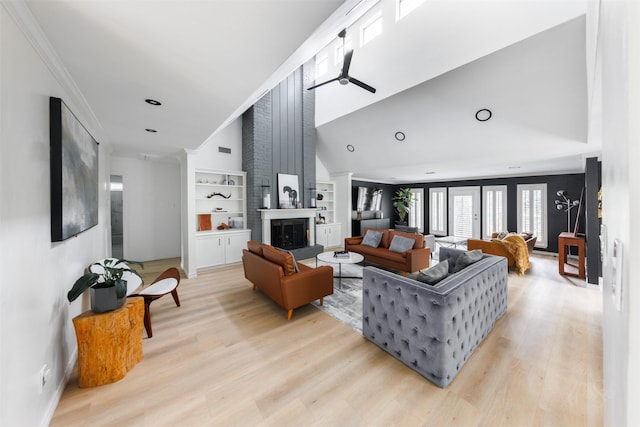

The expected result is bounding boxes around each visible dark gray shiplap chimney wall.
[242,61,317,242]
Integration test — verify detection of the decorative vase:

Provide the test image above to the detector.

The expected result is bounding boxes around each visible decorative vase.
[90,283,126,313]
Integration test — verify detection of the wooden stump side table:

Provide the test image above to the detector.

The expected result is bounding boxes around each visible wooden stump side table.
[558,232,586,279]
[72,297,144,388]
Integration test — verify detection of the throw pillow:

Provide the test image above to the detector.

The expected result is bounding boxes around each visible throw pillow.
[274,247,300,273]
[361,230,383,248]
[262,246,297,275]
[417,260,449,285]
[389,235,415,253]
[452,249,483,273]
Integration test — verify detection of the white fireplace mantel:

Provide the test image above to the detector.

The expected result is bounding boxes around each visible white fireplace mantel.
[259,209,317,246]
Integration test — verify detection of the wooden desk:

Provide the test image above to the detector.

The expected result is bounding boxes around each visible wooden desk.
[558,232,585,279]
[72,297,144,387]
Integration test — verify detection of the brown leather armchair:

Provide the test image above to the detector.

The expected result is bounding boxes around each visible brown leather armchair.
[467,232,536,269]
[242,241,333,320]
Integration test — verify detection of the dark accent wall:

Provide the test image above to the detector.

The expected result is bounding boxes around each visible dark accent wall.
[352,173,587,254]
[585,157,602,284]
[352,180,396,220]
[242,62,316,242]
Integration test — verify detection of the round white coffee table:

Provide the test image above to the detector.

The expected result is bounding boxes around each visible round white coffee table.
[316,251,364,289]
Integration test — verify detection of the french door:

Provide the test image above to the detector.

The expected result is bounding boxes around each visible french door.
[448,187,481,239]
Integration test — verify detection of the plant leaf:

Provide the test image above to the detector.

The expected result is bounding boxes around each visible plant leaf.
[114,279,128,299]
[67,273,100,302]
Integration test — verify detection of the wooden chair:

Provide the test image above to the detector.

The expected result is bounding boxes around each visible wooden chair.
[129,267,181,338]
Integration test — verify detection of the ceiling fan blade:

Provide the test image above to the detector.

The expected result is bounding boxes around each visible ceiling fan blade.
[348,76,376,93]
[341,50,353,77]
[307,77,339,91]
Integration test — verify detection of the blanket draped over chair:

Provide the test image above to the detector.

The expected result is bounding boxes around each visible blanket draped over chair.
[491,234,531,275]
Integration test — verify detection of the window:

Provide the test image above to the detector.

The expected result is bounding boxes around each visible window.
[407,188,424,232]
[482,185,507,239]
[429,188,447,235]
[517,183,547,248]
[335,37,353,65]
[396,0,426,20]
[316,53,328,78]
[361,11,383,46]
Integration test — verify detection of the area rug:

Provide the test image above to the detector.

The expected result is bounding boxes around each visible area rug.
[303,257,441,334]
[304,260,364,334]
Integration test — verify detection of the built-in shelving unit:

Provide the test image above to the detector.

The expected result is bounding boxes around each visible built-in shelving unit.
[315,181,335,224]
[194,169,250,269]
[315,181,341,248]
[195,169,246,233]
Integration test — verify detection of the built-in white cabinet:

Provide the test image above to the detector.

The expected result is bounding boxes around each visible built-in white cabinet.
[315,181,341,248]
[316,223,342,248]
[196,229,251,269]
[194,169,250,270]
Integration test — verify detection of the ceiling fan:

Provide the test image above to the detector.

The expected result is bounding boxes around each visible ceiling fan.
[307,29,376,94]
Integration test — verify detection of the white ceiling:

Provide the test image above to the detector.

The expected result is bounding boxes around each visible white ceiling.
[22,0,600,182]
[313,0,600,183]
[23,0,354,158]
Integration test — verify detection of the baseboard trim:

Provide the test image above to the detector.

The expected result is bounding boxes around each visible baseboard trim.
[39,348,77,427]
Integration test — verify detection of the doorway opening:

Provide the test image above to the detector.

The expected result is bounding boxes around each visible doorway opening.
[448,186,481,239]
[110,175,123,258]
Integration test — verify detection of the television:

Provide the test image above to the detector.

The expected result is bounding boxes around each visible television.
[356,187,383,211]
[50,97,99,242]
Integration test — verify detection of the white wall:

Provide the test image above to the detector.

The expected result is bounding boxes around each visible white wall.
[193,118,242,171]
[0,4,110,425]
[110,156,181,262]
[599,1,640,426]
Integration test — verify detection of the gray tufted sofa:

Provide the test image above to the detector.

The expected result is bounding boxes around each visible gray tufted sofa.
[362,247,508,388]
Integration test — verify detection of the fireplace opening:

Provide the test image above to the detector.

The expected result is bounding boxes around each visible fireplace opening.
[271,218,308,250]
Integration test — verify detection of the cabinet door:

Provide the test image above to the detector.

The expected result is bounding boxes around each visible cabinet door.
[316,225,328,247]
[225,232,249,264]
[196,235,225,268]
[327,224,342,247]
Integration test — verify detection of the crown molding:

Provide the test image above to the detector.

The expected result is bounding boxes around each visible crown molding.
[1,0,108,143]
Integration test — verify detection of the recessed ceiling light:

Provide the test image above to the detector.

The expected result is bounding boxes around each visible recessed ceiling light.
[475,109,492,121]
[394,131,406,141]
[346,144,355,152]
[145,99,162,106]
[425,171,435,175]
[145,128,157,133]
[508,166,521,169]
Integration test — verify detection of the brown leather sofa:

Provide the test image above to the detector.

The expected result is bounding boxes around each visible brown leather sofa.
[345,228,430,274]
[467,232,537,268]
[242,241,333,320]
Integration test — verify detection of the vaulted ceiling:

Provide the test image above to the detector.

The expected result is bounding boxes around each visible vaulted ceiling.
[21,0,600,182]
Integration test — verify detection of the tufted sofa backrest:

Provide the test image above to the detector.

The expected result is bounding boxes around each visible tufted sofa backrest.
[362,253,508,388]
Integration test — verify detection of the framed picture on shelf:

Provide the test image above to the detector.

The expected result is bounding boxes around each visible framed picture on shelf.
[277,173,299,209]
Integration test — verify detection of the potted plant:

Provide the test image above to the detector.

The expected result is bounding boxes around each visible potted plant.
[393,187,412,225]
[67,259,144,313]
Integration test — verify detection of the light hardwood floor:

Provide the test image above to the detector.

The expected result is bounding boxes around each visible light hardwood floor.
[52,253,603,426]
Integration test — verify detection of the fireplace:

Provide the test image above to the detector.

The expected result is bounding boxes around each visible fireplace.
[271,219,308,250]
[258,208,322,259]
